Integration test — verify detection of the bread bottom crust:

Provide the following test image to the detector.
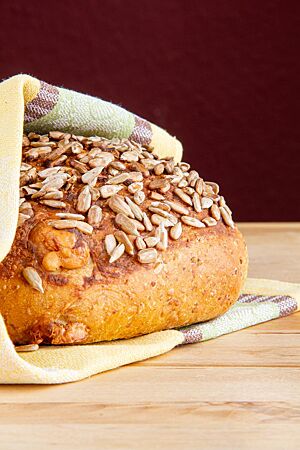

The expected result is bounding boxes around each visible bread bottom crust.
[0,225,247,345]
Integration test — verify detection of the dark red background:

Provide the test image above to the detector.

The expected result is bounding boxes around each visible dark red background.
[1,0,299,221]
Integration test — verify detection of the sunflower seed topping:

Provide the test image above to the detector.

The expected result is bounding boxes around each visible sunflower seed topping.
[99,185,121,198]
[109,243,125,263]
[202,217,218,227]
[174,188,193,206]
[138,248,158,264]
[87,205,103,227]
[22,267,44,293]
[77,186,92,213]
[105,234,117,255]
[211,204,221,221]
[135,236,146,250]
[19,131,235,274]
[181,216,205,228]
[170,222,182,240]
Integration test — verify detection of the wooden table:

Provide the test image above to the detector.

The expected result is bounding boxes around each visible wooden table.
[0,223,299,450]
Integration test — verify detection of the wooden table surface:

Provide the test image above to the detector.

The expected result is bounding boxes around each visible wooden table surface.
[0,223,299,450]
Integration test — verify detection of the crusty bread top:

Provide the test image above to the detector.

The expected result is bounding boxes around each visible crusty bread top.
[0,132,236,294]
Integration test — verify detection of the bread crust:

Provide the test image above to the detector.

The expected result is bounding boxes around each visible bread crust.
[0,219,247,345]
[0,132,248,345]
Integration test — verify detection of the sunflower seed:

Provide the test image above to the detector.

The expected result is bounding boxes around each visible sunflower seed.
[144,236,160,248]
[188,170,199,187]
[133,190,145,205]
[178,178,188,188]
[108,167,119,176]
[20,163,32,171]
[99,185,123,198]
[195,178,204,195]
[150,202,171,212]
[138,248,158,264]
[90,187,101,201]
[110,161,127,171]
[181,216,205,228]
[142,212,153,232]
[87,205,102,227]
[49,220,93,234]
[179,162,190,172]
[50,155,68,167]
[201,197,214,209]
[223,204,232,216]
[56,213,85,220]
[38,167,62,179]
[183,187,195,197]
[22,267,44,293]
[202,217,217,227]
[154,163,165,175]
[15,344,39,352]
[71,160,88,174]
[109,243,125,263]
[115,213,139,236]
[30,141,55,148]
[108,195,134,218]
[39,199,66,209]
[150,192,165,201]
[128,182,143,194]
[81,166,103,184]
[120,151,139,162]
[156,222,168,250]
[127,172,143,182]
[141,159,161,170]
[115,230,134,255]
[170,222,182,240]
[192,192,202,213]
[164,200,189,215]
[135,236,146,250]
[45,147,66,161]
[148,206,170,218]
[107,173,130,184]
[174,188,193,206]
[77,186,92,213]
[151,214,173,227]
[49,131,65,140]
[211,204,221,221]
[220,206,235,228]
[125,197,143,221]
[42,190,64,200]
[89,152,114,168]
[206,181,220,194]
[42,176,67,191]
[105,234,117,255]
[25,146,52,159]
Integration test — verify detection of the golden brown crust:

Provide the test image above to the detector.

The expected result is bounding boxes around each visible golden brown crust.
[0,133,248,345]
[0,221,247,345]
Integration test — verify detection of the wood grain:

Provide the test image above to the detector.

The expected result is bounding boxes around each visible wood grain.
[0,223,299,450]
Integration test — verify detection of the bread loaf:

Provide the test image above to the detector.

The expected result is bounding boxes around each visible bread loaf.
[0,132,248,345]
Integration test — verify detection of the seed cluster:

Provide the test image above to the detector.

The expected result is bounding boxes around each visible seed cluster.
[19,131,234,292]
